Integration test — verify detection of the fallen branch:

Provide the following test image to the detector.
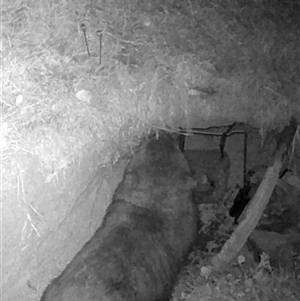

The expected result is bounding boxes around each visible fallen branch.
[210,119,298,271]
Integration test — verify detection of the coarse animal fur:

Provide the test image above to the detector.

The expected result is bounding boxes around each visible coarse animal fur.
[40,131,198,301]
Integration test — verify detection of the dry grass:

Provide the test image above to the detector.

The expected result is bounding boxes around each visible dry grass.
[2,0,299,188]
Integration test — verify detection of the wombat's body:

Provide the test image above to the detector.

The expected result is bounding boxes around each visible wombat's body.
[40,132,198,301]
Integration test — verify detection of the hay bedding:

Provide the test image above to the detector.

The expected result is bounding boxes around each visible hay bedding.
[1,0,300,300]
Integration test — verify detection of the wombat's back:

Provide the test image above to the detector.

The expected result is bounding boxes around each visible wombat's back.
[40,131,198,301]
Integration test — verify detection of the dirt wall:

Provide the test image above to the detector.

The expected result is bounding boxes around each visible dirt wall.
[2,153,129,301]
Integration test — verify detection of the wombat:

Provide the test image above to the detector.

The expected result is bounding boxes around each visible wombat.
[40,131,198,301]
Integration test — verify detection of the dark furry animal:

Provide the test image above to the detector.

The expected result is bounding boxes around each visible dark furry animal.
[40,131,198,301]
[229,181,252,224]
[228,166,289,224]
